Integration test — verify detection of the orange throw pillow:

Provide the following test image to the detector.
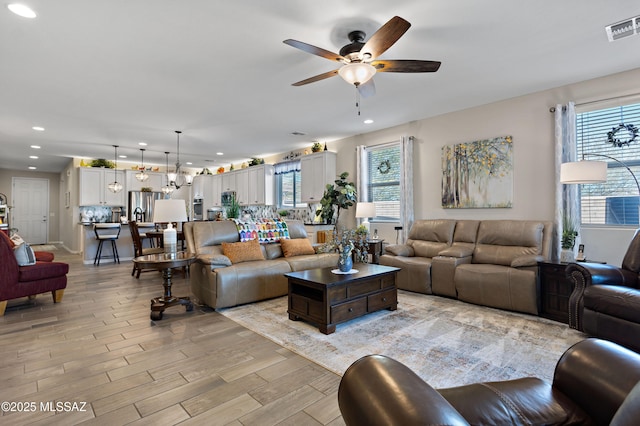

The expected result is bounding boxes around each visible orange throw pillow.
[281,238,315,258]
[221,239,265,264]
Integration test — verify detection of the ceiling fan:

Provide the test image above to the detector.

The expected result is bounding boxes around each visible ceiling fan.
[283,16,441,98]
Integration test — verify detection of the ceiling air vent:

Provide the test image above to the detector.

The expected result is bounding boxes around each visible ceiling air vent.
[605,16,640,41]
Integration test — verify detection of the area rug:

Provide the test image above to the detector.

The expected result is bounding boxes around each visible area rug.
[219,291,587,388]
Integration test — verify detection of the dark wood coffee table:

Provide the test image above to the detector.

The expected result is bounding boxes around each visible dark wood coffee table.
[285,263,400,334]
[133,251,195,320]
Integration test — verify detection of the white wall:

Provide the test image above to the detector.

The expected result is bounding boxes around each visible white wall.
[327,67,640,265]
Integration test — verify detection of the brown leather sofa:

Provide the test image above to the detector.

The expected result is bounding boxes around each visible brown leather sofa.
[566,230,640,352]
[380,219,553,314]
[0,231,69,316]
[338,338,640,426]
[183,220,338,309]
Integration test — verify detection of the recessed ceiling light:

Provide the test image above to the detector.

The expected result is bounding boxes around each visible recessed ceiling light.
[364,119,374,124]
[186,162,193,165]
[119,155,127,159]
[216,152,223,156]
[30,145,41,149]
[29,155,38,159]
[28,166,37,170]
[138,142,147,146]
[32,126,45,131]
[7,4,36,18]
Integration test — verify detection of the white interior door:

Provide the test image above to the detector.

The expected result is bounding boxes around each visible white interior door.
[12,177,49,244]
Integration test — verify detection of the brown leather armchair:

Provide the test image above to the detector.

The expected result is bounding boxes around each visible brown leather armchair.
[338,338,640,426]
[0,231,69,315]
[566,230,640,352]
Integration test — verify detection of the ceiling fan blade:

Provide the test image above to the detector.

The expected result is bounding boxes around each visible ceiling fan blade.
[358,79,376,98]
[372,59,441,73]
[360,16,411,60]
[283,39,346,63]
[292,69,339,86]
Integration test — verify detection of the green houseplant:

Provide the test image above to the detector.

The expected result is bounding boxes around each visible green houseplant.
[316,172,357,227]
[225,194,240,219]
[560,215,578,262]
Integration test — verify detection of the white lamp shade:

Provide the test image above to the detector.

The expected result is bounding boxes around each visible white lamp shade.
[355,202,376,218]
[560,161,607,184]
[167,172,177,182]
[338,63,376,86]
[153,199,188,223]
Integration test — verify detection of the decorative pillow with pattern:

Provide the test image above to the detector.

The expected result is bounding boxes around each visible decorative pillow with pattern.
[233,218,290,243]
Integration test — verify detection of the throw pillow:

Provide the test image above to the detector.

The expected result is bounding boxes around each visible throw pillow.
[14,242,36,266]
[10,233,25,248]
[281,238,315,258]
[221,239,265,264]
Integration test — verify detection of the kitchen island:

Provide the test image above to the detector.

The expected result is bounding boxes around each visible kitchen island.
[80,222,135,265]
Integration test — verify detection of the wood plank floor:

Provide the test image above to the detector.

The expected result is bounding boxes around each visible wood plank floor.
[0,249,345,426]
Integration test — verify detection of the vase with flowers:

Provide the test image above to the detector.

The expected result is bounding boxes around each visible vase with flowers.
[319,228,369,272]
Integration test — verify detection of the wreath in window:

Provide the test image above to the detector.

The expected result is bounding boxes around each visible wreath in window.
[377,159,391,174]
[607,123,639,148]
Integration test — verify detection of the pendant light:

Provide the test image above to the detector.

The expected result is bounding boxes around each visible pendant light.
[161,151,174,195]
[107,145,123,193]
[168,130,193,189]
[135,148,149,182]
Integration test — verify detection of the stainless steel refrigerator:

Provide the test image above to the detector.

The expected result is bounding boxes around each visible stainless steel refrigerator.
[128,191,165,222]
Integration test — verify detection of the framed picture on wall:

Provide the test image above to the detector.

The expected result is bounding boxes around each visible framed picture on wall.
[441,135,513,208]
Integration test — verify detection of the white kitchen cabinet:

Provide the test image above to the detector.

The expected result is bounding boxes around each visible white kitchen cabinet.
[301,152,336,203]
[235,169,249,205]
[79,167,126,206]
[247,164,274,205]
[125,170,165,192]
[221,172,237,193]
[211,174,222,208]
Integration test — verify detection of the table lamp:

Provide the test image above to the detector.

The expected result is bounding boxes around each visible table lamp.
[355,202,376,235]
[153,199,187,253]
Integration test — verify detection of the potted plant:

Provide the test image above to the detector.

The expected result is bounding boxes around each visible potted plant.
[90,158,114,168]
[225,194,240,219]
[278,210,289,218]
[311,142,323,152]
[316,172,357,227]
[561,215,578,262]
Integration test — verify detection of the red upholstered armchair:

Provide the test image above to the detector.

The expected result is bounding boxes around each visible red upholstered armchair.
[0,231,69,316]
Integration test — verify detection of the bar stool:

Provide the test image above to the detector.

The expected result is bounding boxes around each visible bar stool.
[93,223,121,266]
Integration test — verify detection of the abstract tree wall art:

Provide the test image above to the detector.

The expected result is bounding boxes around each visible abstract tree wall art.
[441,135,513,208]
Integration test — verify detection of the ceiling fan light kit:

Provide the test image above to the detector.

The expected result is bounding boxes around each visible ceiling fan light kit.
[284,15,441,107]
[338,62,376,86]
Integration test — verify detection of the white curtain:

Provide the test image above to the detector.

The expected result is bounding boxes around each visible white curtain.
[399,136,414,243]
[554,102,578,259]
[356,145,368,226]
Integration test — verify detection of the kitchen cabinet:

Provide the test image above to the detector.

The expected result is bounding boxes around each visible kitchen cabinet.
[125,170,165,192]
[211,174,222,208]
[221,172,237,193]
[301,151,336,203]
[235,169,249,205]
[79,167,126,206]
[247,164,275,205]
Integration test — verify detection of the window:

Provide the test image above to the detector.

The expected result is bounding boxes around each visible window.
[576,102,640,225]
[275,160,306,209]
[365,143,401,220]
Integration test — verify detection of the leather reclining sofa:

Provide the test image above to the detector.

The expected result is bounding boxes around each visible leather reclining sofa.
[338,338,640,426]
[380,219,553,314]
[566,229,640,352]
[183,219,338,309]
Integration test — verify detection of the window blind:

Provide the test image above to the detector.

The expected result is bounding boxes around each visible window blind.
[366,143,401,220]
[577,102,640,225]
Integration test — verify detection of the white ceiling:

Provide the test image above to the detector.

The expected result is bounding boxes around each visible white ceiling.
[1,0,639,173]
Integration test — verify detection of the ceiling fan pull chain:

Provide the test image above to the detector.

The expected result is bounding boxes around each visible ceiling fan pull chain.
[355,86,361,116]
